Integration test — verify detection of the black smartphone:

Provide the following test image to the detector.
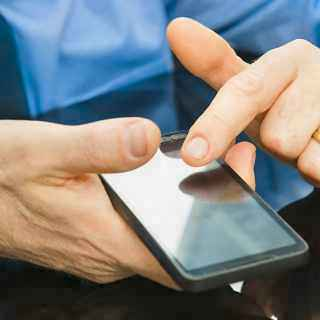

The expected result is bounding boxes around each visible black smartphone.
[101,132,308,292]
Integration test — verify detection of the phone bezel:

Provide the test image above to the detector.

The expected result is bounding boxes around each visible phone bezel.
[100,132,309,292]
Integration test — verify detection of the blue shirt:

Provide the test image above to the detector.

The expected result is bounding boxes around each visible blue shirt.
[1,0,320,117]
[0,0,317,209]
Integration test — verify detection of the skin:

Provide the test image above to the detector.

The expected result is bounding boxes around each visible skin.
[167,17,320,186]
[2,15,316,305]
[0,118,256,289]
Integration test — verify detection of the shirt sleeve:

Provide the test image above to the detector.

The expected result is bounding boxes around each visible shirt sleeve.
[166,0,320,55]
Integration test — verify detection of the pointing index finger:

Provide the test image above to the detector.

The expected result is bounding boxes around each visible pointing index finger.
[182,48,298,166]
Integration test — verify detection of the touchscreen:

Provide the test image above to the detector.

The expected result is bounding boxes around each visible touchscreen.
[103,149,295,272]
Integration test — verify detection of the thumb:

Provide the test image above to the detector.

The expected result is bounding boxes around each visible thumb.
[167,17,247,90]
[224,142,256,190]
[38,118,161,174]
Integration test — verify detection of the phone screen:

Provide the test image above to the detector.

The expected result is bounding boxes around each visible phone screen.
[103,141,296,274]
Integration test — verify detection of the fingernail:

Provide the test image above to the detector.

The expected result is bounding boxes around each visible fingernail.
[125,122,148,158]
[185,137,209,160]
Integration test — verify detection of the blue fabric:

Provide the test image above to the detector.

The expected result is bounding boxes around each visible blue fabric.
[1,0,320,116]
[0,1,172,116]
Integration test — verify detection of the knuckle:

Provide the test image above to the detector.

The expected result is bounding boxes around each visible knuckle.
[260,129,281,154]
[261,47,283,66]
[82,125,115,170]
[260,128,298,159]
[226,69,264,98]
[289,39,316,53]
[82,123,137,172]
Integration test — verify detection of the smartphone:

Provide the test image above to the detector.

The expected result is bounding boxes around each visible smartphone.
[101,132,308,292]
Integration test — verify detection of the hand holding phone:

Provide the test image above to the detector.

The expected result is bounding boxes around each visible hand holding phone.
[102,133,308,292]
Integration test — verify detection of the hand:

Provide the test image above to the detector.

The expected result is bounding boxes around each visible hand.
[167,18,320,186]
[0,118,256,288]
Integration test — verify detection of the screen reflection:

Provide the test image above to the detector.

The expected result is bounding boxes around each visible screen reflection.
[104,147,294,272]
